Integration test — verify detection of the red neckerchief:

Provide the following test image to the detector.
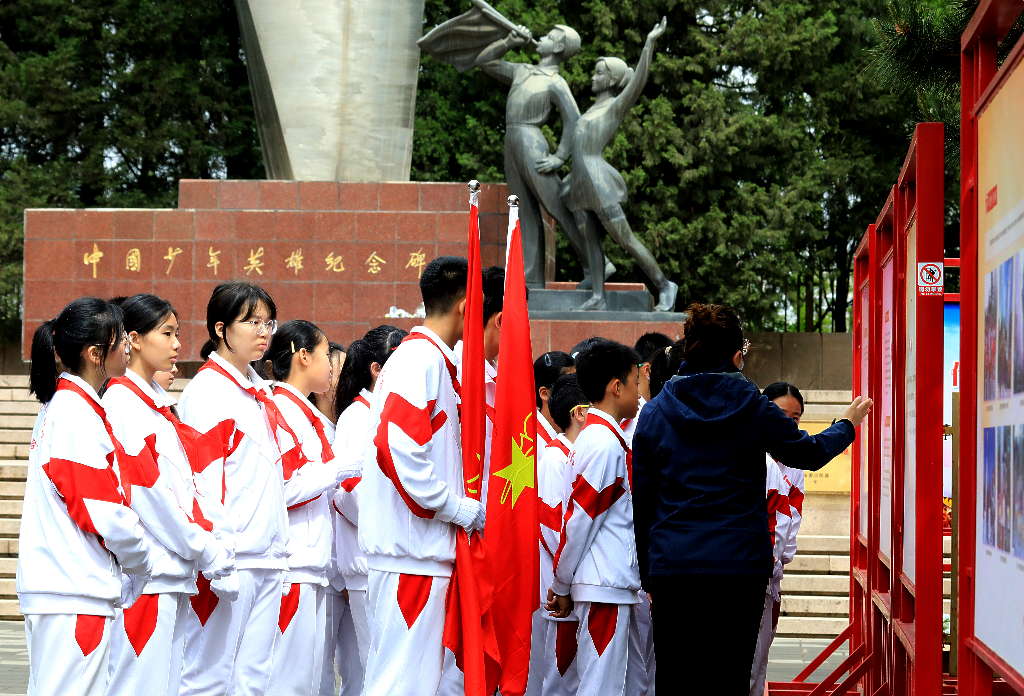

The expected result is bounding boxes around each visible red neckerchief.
[56,378,125,465]
[402,332,461,397]
[547,438,571,457]
[199,359,303,463]
[272,386,336,463]
[583,411,633,490]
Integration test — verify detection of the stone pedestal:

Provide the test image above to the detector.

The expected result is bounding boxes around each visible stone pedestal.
[22,179,684,359]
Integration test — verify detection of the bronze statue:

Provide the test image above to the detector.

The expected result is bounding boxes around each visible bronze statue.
[419,2,605,289]
[564,17,678,311]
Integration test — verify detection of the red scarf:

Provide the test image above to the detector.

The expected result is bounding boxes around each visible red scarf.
[272,386,336,463]
[583,412,633,490]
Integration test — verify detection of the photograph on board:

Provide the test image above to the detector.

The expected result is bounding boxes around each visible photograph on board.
[997,259,1014,399]
[984,426,997,547]
[1013,424,1024,561]
[1015,251,1024,395]
[997,425,1012,553]
[985,271,998,401]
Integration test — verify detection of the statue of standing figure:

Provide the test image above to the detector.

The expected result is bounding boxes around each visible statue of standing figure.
[418,3,676,310]
[564,17,678,311]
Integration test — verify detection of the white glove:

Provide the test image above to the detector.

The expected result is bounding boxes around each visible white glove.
[119,573,147,609]
[768,559,784,602]
[437,497,484,531]
[209,573,240,602]
[200,544,235,580]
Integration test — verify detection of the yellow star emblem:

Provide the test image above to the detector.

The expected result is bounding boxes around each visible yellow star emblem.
[493,413,536,508]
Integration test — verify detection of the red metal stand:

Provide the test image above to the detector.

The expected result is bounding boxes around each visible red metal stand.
[957,1,1024,694]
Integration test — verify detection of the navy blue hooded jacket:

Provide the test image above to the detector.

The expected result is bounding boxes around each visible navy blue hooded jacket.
[632,365,855,580]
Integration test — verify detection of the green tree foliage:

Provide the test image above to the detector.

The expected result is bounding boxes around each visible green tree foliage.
[0,1,262,337]
[415,0,921,331]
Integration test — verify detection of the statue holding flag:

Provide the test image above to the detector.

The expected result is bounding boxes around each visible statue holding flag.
[419,1,604,291]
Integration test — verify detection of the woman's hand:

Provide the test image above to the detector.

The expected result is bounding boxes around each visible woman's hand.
[842,395,873,427]
[648,17,668,42]
[545,587,574,618]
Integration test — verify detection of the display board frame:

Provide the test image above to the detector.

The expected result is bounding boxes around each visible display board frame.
[959,1,1024,693]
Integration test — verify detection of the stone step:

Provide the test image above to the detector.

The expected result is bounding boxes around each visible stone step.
[781,594,849,616]
[777,615,849,637]
[0,402,40,415]
[0,480,25,498]
[0,444,29,459]
[0,376,29,388]
[781,574,849,594]
[0,389,34,402]
[0,519,20,537]
[0,430,31,444]
[0,578,13,597]
[0,598,20,620]
[795,535,849,554]
[0,557,14,576]
[0,415,38,430]
[0,463,28,481]
[0,500,22,516]
[0,538,18,555]
[787,555,850,574]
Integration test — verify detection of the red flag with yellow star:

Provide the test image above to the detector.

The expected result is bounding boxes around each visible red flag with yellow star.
[482,197,538,696]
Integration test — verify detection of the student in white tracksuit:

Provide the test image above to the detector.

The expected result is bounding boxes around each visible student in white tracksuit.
[359,257,485,696]
[324,326,406,696]
[18,298,158,696]
[104,294,237,696]
[532,374,588,696]
[547,340,647,696]
[749,383,807,696]
[265,320,357,695]
[178,282,290,696]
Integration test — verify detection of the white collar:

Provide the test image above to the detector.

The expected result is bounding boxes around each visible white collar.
[273,380,311,405]
[59,372,102,404]
[410,326,459,365]
[359,388,373,402]
[555,432,573,448]
[125,368,176,408]
[537,410,557,438]
[587,406,628,440]
[209,350,262,390]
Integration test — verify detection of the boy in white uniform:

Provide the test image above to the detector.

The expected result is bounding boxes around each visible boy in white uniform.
[534,374,588,695]
[533,351,576,448]
[359,256,485,696]
[548,339,647,696]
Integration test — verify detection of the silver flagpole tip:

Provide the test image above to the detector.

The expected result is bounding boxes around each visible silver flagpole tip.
[468,180,480,192]
[507,194,520,207]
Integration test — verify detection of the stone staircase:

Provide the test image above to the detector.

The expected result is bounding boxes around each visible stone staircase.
[0,378,863,636]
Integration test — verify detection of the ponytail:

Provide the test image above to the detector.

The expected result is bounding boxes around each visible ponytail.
[29,298,124,404]
[29,320,58,404]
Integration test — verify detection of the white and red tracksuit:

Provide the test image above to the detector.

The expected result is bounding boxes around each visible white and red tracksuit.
[619,396,656,695]
[269,381,348,695]
[177,351,290,696]
[749,455,805,696]
[551,408,646,696]
[17,374,157,696]
[359,326,472,696]
[103,370,229,696]
[531,433,580,696]
[324,389,374,696]
[537,409,558,449]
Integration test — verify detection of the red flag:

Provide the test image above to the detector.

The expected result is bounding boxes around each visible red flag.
[482,198,539,696]
[442,181,497,696]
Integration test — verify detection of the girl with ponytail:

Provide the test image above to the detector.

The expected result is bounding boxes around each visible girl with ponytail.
[101,294,236,696]
[177,281,290,695]
[18,297,158,696]
[263,320,354,694]
[325,324,407,694]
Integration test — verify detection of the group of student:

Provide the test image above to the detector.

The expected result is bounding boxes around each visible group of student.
[16,253,816,696]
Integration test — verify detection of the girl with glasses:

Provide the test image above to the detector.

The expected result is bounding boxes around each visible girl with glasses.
[178,282,290,696]
[18,297,157,696]
[102,294,237,696]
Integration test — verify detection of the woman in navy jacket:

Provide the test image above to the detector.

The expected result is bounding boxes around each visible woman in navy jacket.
[632,303,871,695]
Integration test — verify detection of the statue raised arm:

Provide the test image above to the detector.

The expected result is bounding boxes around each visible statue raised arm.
[563,17,678,311]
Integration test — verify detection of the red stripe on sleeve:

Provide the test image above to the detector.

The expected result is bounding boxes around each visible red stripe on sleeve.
[373,394,445,519]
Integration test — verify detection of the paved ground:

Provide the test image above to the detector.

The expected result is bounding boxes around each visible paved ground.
[0,621,847,694]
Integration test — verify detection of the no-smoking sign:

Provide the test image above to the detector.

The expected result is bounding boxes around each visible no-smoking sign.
[917,262,943,296]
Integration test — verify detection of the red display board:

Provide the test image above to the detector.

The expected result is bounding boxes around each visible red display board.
[770,124,946,696]
[958,1,1024,693]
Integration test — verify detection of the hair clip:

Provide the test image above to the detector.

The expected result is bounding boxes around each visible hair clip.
[290,341,296,353]
[741,338,751,356]
[664,345,672,356]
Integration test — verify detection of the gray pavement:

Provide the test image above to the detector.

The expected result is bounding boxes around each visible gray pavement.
[0,620,848,694]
